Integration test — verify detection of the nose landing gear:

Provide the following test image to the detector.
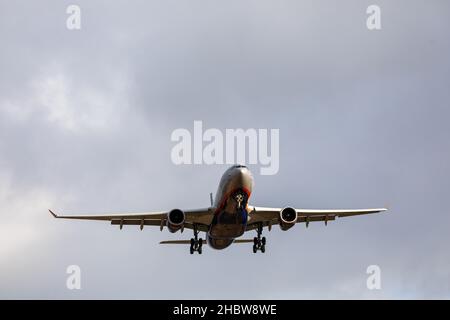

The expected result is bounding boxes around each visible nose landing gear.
[190,224,203,254]
[252,223,266,253]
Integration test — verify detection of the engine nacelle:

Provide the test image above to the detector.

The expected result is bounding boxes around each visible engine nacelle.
[166,209,185,233]
[279,207,297,231]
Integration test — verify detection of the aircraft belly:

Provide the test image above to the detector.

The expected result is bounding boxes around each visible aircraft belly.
[207,209,247,249]
[209,221,245,239]
[207,236,234,250]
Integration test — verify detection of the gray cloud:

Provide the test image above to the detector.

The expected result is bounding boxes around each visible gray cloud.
[1,0,450,299]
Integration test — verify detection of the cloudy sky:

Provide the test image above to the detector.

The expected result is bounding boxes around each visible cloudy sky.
[1,0,450,299]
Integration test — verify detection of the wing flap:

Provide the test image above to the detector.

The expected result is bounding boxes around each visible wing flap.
[297,215,336,223]
[50,207,213,230]
[246,206,387,232]
[297,208,387,217]
[111,219,162,226]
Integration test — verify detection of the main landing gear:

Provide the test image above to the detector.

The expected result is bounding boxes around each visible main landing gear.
[252,223,266,253]
[190,224,203,254]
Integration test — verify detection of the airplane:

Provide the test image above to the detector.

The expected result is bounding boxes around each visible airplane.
[49,165,387,254]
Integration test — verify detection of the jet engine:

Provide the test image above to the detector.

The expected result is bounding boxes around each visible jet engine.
[166,209,185,233]
[279,207,297,231]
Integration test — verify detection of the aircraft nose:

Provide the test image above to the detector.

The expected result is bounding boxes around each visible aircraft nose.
[233,166,253,189]
[235,167,246,179]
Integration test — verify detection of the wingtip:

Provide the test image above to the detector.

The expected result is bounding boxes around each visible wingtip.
[49,209,58,218]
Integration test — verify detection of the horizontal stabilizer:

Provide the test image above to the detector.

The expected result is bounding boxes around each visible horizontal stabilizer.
[160,239,255,245]
[159,240,192,244]
[234,239,254,243]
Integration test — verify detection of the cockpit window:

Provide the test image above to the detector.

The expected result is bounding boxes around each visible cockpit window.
[234,165,247,168]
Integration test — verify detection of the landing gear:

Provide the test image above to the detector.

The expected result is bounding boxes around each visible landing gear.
[190,224,203,254]
[252,223,266,253]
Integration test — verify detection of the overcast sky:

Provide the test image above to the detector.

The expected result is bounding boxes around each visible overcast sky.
[1,0,450,299]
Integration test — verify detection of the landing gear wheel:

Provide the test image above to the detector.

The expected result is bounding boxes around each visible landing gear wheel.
[189,224,204,254]
[252,223,267,253]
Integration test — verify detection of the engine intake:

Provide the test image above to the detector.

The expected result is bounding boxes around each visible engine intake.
[279,207,297,231]
[167,209,185,233]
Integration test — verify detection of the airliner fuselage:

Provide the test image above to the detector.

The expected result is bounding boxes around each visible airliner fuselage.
[208,165,254,249]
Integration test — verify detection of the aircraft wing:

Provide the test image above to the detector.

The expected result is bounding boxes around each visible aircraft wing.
[49,208,213,232]
[245,206,387,231]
